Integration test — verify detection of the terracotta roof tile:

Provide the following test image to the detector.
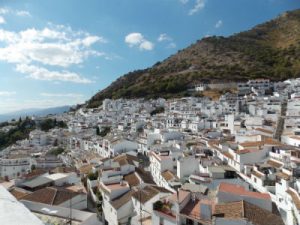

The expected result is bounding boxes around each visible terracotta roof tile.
[135,168,155,184]
[132,186,160,204]
[123,172,140,187]
[255,128,273,135]
[113,154,139,166]
[214,201,243,218]
[267,160,283,169]
[21,187,57,204]
[111,190,134,209]
[252,170,264,179]
[169,190,190,204]
[180,199,215,223]
[218,183,270,200]
[214,201,284,225]
[161,170,177,181]
[10,188,31,200]
[132,185,170,204]
[276,172,290,181]
[53,188,79,205]
[20,186,81,206]
[79,164,93,174]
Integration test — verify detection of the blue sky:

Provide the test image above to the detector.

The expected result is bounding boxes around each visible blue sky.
[0,0,299,113]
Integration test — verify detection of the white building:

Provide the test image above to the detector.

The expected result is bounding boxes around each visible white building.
[0,157,32,180]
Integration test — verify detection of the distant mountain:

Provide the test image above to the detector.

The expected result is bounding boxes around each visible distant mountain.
[87,9,300,108]
[0,106,71,122]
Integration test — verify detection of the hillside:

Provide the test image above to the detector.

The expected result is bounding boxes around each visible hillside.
[88,9,300,108]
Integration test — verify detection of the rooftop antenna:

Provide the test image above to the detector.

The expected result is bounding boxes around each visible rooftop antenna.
[66,191,72,225]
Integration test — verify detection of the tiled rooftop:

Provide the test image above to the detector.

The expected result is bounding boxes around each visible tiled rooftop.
[218,183,270,200]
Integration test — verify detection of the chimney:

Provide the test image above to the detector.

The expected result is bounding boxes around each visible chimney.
[200,202,212,220]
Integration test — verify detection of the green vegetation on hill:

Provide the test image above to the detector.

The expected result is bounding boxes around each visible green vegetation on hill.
[150,107,165,116]
[87,9,300,108]
[87,171,99,180]
[47,147,65,156]
[0,117,35,150]
[96,126,111,137]
[39,118,67,132]
[0,118,68,150]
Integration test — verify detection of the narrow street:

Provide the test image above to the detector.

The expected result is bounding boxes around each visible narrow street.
[274,100,287,141]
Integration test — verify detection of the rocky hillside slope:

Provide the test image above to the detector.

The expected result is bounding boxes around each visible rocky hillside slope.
[88,9,300,108]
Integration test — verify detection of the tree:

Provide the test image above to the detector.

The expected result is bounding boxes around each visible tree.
[47,147,64,156]
[98,127,111,137]
[150,107,165,116]
[53,139,58,147]
[87,171,99,180]
[96,127,100,136]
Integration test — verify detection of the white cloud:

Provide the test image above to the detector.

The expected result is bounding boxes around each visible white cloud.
[0,16,5,24]
[215,20,223,28]
[125,32,154,51]
[179,0,189,4]
[16,64,92,84]
[167,42,177,49]
[189,0,206,15]
[0,8,31,17]
[125,33,144,46]
[82,35,106,46]
[0,8,9,15]
[158,33,172,42]
[0,91,16,97]
[157,33,176,49]
[16,10,31,17]
[0,26,106,67]
[0,24,107,83]
[41,93,84,98]
[139,41,154,51]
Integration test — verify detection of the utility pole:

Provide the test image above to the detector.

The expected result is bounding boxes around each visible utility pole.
[140,187,142,225]
[176,190,179,225]
[70,196,72,225]
[67,191,72,225]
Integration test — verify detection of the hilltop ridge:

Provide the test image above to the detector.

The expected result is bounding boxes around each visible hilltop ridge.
[88,9,300,108]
